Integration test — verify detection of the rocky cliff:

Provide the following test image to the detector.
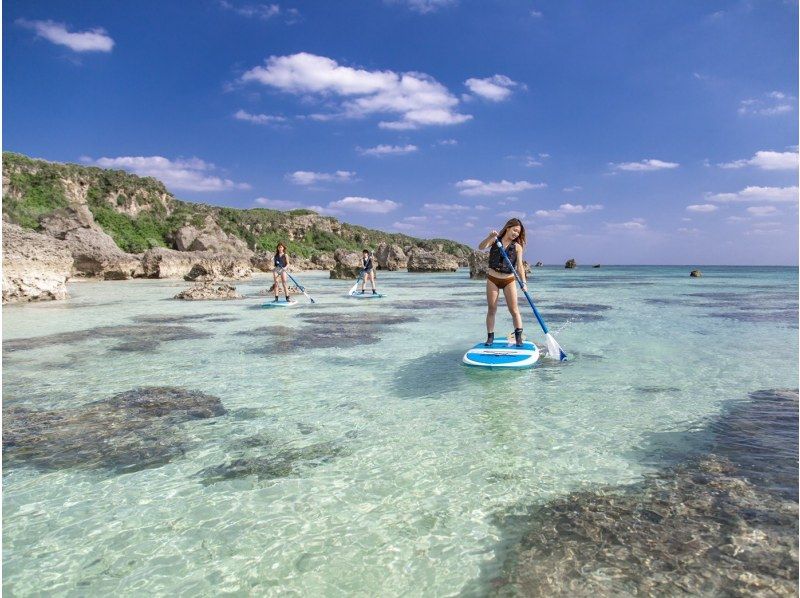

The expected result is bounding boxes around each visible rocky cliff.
[2,152,472,302]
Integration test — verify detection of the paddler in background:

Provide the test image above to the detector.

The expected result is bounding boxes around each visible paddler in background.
[359,249,378,294]
[272,242,295,303]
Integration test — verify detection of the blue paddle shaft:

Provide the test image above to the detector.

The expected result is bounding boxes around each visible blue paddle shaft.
[280,268,315,302]
[494,239,550,335]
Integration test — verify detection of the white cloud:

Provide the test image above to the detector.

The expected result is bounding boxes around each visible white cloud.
[234,109,287,125]
[686,204,718,213]
[456,179,545,196]
[423,203,471,211]
[747,206,778,216]
[86,156,250,192]
[17,19,114,52]
[678,227,700,234]
[241,52,471,129]
[606,218,647,231]
[358,144,418,157]
[286,170,356,185]
[535,203,603,218]
[390,0,456,14]
[464,75,522,102]
[717,150,798,171]
[530,9,543,17]
[706,186,798,203]
[438,138,458,146]
[738,92,795,116]
[327,196,400,213]
[254,197,299,209]
[562,186,582,192]
[611,159,679,172]
[219,1,281,19]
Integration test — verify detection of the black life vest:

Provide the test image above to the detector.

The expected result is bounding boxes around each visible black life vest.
[274,253,287,268]
[488,242,517,274]
[363,255,373,271]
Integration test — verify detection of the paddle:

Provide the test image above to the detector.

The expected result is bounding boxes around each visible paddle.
[494,238,567,361]
[279,268,316,303]
[348,269,365,296]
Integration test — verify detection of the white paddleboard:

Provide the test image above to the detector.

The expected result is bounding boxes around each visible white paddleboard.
[462,338,540,369]
[262,300,300,308]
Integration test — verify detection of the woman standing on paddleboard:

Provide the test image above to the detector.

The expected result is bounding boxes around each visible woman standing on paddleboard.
[272,243,295,303]
[359,249,378,294]
[478,218,527,347]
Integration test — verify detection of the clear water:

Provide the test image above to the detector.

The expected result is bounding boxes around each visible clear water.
[3,266,797,596]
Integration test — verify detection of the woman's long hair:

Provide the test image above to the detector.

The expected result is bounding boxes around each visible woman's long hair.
[498,218,526,246]
[275,242,286,255]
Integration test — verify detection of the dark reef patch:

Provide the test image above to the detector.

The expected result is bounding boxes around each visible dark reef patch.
[3,387,227,474]
[4,324,211,355]
[544,303,613,312]
[392,348,469,399]
[198,441,345,485]
[707,310,798,327]
[484,389,799,597]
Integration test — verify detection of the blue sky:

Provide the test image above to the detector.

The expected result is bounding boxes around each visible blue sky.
[4,0,798,264]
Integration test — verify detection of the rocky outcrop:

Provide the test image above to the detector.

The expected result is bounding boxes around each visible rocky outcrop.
[593,264,601,268]
[2,222,73,303]
[330,249,363,279]
[142,248,252,280]
[469,250,489,279]
[535,261,543,267]
[169,216,250,254]
[690,270,702,278]
[266,283,300,295]
[565,258,577,269]
[376,243,407,271]
[407,248,459,272]
[39,207,142,280]
[174,282,243,300]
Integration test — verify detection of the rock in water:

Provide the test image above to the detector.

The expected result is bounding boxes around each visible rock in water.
[690,269,702,277]
[565,258,577,269]
[375,243,407,270]
[406,248,459,272]
[469,250,489,279]
[174,282,243,300]
[330,249,363,279]
[2,222,72,303]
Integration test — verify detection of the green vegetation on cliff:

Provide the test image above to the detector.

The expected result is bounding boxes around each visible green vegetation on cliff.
[2,152,472,259]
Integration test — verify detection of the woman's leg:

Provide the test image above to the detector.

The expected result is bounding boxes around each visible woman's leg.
[272,272,280,300]
[281,272,290,300]
[503,282,522,329]
[485,279,499,341]
[369,271,377,291]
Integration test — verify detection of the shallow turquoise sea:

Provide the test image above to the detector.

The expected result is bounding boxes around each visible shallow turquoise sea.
[3,266,798,595]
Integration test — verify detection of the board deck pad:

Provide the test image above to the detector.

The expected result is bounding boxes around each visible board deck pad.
[262,300,300,308]
[462,338,540,369]
[348,293,384,299]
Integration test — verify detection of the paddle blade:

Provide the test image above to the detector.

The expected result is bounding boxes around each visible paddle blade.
[347,282,358,295]
[545,333,567,361]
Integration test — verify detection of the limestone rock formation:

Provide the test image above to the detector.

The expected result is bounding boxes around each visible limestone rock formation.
[376,243,407,270]
[174,282,243,300]
[39,207,142,280]
[407,248,459,272]
[690,270,702,278]
[565,258,577,269]
[2,222,73,303]
[469,250,489,279]
[142,248,253,280]
[330,249,363,279]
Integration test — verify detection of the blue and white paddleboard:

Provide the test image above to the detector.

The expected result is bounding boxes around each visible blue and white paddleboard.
[348,292,384,299]
[262,300,300,308]
[462,339,540,369]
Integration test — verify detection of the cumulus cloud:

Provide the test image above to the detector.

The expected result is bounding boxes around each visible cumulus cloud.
[606,218,647,231]
[610,159,679,172]
[706,186,799,203]
[438,138,458,146]
[389,0,456,13]
[241,52,471,130]
[717,150,798,171]
[534,203,603,218]
[456,179,545,196]
[327,196,400,213]
[358,144,418,157]
[234,109,287,125]
[285,170,356,185]
[686,204,718,213]
[85,156,250,192]
[746,206,778,216]
[17,19,114,52]
[738,92,795,116]
[464,75,522,102]
[219,1,281,19]
[254,197,299,209]
[423,203,471,211]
